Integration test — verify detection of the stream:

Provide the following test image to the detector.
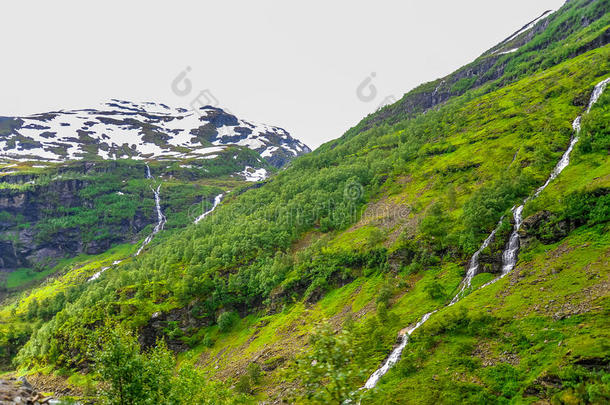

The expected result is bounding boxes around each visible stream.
[361,77,610,391]
[194,193,224,224]
[88,163,165,281]
[135,164,166,256]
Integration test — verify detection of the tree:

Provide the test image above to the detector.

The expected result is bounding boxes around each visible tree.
[93,325,248,404]
[217,311,237,332]
[420,202,451,251]
[93,325,149,404]
[295,323,364,404]
[424,281,446,300]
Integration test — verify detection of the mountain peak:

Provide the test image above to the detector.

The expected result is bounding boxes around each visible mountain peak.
[0,101,310,167]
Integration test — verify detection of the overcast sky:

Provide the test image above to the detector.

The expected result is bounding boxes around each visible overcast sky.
[2,0,565,149]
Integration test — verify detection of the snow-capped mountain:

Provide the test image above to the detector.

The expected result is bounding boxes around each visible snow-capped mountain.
[0,100,310,168]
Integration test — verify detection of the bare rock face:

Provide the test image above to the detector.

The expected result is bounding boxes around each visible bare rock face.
[519,210,570,247]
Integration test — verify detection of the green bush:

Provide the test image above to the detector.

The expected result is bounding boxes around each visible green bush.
[217,311,238,333]
[93,324,247,404]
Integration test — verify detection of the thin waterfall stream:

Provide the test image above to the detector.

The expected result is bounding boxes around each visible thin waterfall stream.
[360,77,610,391]
[194,193,224,224]
[135,163,166,256]
[88,163,166,281]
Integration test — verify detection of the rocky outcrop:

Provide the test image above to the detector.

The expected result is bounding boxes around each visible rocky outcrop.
[0,167,155,272]
[519,210,570,247]
[0,377,52,404]
[138,308,205,353]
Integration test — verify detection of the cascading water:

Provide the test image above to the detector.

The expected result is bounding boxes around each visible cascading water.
[361,77,609,391]
[194,193,224,224]
[500,205,523,274]
[586,78,610,113]
[449,221,502,305]
[360,218,503,390]
[135,164,166,256]
[363,311,436,389]
[88,260,123,282]
[482,77,609,288]
[88,164,166,281]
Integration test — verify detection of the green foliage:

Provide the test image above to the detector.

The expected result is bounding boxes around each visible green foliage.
[423,281,446,301]
[419,202,453,252]
[93,325,171,404]
[563,188,610,226]
[93,324,247,404]
[295,323,365,404]
[217,311,239,333]
[460,172,534,252]
[1,7,610,404]
[234,363,262,395]
[451,77,477,93]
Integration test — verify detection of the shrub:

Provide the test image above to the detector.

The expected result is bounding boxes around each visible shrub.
[424,281,446,300]
[217,311,238,332]
[93,324,247,404]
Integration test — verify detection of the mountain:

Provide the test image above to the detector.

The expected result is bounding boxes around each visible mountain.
[0,100,310,168]
[349,0,609,136]
[0,0,609,404]
[0,103,309,282]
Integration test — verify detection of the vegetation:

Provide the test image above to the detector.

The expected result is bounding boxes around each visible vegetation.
[93,324,247,404]
[0,1,608,403]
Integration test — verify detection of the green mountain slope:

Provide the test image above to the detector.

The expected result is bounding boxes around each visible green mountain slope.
[0,146,272,293]
[1,0,609,403]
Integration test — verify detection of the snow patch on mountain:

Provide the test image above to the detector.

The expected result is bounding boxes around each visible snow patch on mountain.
[0,101,310,167]
[239,166,268,182]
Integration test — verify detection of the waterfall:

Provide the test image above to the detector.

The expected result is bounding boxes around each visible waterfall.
[88,260,124,282]
[135,164,166,256]
[500,205,523,275]
[482,77,608,288]
[449,220,502,305]
[194,193,224,224]
[360,77,609,390]
[586,78,610,113]
[89,163,165,280]
[88,266,109,282]
[362,311,436,389]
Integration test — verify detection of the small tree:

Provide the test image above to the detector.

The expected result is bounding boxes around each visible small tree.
[217,311,237,332]
[424,281,446,300]
[295,323,364,404]
[93,325,147,404]
[235,363,263,394]
[93,324,249,404]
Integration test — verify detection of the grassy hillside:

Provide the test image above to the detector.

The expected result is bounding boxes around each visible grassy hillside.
[0,1,608,404]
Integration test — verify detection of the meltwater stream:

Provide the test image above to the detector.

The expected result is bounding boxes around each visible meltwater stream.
[482,77,609,288]
[88,164,166,282]
[449,221,502,305]
[135,164,166,256]
[363,311,436,389]
[194,193,224,224]
[361,77,610,391]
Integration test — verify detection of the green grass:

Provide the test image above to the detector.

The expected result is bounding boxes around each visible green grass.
[6,268,57,289]
[0,9,608,404]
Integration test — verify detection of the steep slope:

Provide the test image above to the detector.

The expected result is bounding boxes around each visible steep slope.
[348,0,609,138]
[1,1,609,404]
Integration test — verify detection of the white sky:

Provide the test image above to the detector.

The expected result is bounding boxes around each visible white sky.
[1,0,565,149]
